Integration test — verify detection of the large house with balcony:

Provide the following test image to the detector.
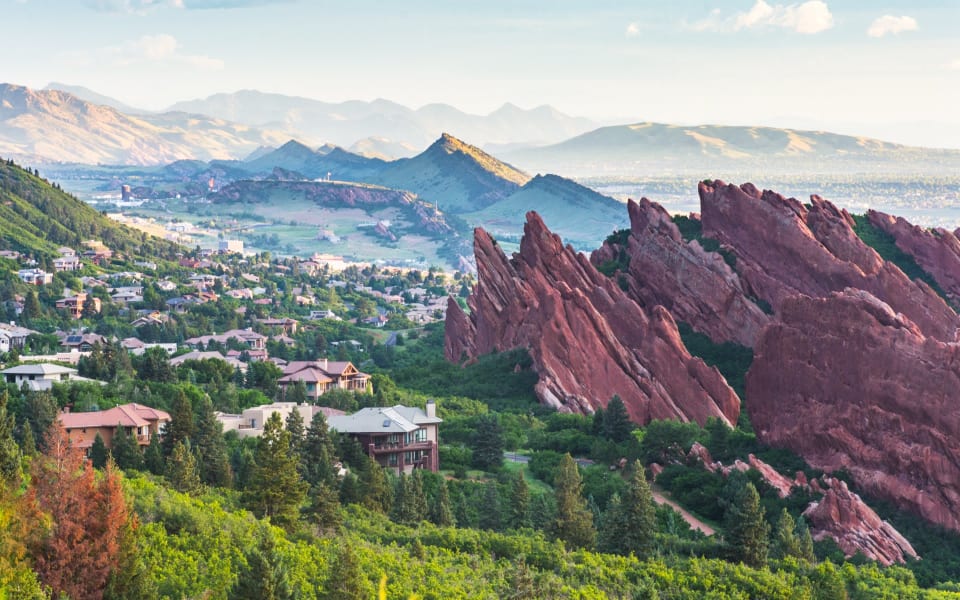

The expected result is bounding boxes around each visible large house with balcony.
[1,363,95,391]
[185,328,267,351]
[328,402,441,473]
[217,402,345,438]
[58,403,170,449]
[277,359,371,400]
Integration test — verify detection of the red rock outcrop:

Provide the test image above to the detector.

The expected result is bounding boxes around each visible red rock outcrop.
[444,211,740,426]
[868,209,960,306]
[803,478,918,566]
[746,289,960,532]
[699,181,958,341]
[590,198,770,347]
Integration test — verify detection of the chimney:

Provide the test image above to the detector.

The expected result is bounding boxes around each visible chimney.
[320,358,328,370]
[425,399,436,419]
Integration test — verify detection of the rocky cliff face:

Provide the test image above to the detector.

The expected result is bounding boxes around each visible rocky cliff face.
[804,478,919,566]
[445,212,740,426]
[867,209,960,306]
[699,181,958,341]
[591,198,770,347]
[746,289,960,533]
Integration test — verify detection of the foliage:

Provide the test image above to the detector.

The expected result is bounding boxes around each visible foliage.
[471,414,505,471]
[552,453,595,549]
[723,481,770,567]
[243,413,307,531]
[676,321,754,399]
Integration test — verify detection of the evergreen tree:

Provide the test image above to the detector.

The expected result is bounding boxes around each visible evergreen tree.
[305,482,342,530]
[193,396,232,487]
[103,517,159,600]
[796,516,816,563]
[530,492,557,532]
[166,439,202,495]
[144,432,165,475]
[723,481,770,567]
[617,461,657,557]
[0,388,20,484]
[552,453,595,549]
[162,390,194,458]
[322,541,372,600]
[81,294,99,319]
[392,473,410,524]
[431,480,455,527]
[284,407,305,458]
[408,470,428,524]
[602,395,634,443]
[508,470,531,529]
[284,379,308,405]
[479,480,502,531]
[243,412,307,531]
[302,412,338,487]
[452,485,475,528]
[339,472,362,505]
[90,433,109,469]
[19,421,36,458]
[470,414,504,471]
[506,558,537,600]
[111,426,143,471]
[231,529,292,600]
[22,390,57,451]
[358,457,392,514]
[598,493,627,554]
[771,507,801,560]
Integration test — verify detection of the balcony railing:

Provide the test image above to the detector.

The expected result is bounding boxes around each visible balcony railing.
[369,440,433,454]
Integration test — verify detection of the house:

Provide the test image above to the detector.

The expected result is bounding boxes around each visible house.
[328,402,441,473]
[131,312,168,328]
[257,317,299,335]
[2,363,92,391]
[277,359,371,401]
[185,329,267,351]
[111,286,144,304]
[61,332,107,352]
[59,403,171,449]
[363,314,389,328]
[0,250,20,260]
[120,338,177,356]
[56,293,101,319]
[53,255,81,272]
[169,350,247,372]
[17,268,53,285]
[156,280,177,292]
[308,309,340,321]
[0,322,37,352]
[219,239,244,254]
[217,402,345,438]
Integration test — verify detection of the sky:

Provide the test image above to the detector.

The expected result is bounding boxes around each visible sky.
[4,0,960,147]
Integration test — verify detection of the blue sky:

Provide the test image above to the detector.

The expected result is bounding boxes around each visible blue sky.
[4,0,959,146]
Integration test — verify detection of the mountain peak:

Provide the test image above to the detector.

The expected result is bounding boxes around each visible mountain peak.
[426,133,530,186]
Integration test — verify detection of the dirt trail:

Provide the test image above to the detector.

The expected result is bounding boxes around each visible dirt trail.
[651,488,716,536]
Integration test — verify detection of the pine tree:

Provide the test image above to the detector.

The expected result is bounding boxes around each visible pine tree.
[723,481,770,567]
[103,516,159,600]
[796,516,816,563]
[408,470,428,524]
[771,507,801,560]
[359,457,392,514]
[284,407,305,457]
[243,412,307,531]
[602,395,634,443]
[0,388,21,484]
[19,421,36,458]
[144,432,165,475]
[305,482,342,530]
[193,396,232,487]
[166,439,202,495]
[231,529,292,600]
[162,390,194,457]
[22,390,57,451]
[598,493,627,554]
[285,379,308,405]
[339,472,362,505]
[431,480,455,527]
[90,433,109,469]
[111,426,144,471]
[479,480,502,531]
[552,454,595,549]
[22,291,41,322]
[322,541,372,600]
[471,414,504,471]
[508,470,531,529]
[618,461,657,557]
[302,412,338,487]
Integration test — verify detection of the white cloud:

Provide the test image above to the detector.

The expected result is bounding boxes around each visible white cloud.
[867,15,918,38]
[691,1,834,35]
[950,59,960,70]
[86,0,181,14]
[626,22,640,36]
[64,35,224,71]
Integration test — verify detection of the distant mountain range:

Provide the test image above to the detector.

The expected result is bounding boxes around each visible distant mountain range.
[501,122,960,176]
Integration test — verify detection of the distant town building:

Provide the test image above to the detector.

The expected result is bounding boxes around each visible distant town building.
[217,402,345,438]
[277,359,370,401]
[328,402,441,473]
[56,293,101,319]
[219,239,244,254]
[17,268,53,285]
[1,363,95,391]
[60,403,170,449]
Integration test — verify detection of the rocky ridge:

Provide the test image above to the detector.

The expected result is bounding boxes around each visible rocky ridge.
[591,198,770,347]
[444,212,740,426]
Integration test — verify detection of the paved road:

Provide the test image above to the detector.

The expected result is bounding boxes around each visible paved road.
[385,331,398,346]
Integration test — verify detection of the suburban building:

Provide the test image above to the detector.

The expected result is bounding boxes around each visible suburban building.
[53,255,81,272]
[257,317,299,335]
[277,359,371,401]
[56,293,101,319]
[0,322,37,352]
[219,239,244,254]
[59,403,171,449]
[216,402,345,438]
[1,363,95,391]
[169,350,248,372]
[61,332,107,352]
[328,402,441,473]
[17,268,53,285]
[185,329,267,351]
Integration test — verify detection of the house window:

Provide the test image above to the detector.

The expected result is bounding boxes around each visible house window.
[387,454,398,466]
[414,428,427,442]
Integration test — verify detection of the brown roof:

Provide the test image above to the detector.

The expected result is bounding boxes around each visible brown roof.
[59,403,171,429]
[278,368,333,385]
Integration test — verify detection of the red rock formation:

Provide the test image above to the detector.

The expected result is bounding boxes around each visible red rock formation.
[699,181,958,341]
[590,198,770,347]
[804,478,918,566]
[746,455,797,499]
[444,212,740,426]
[747,289,960,532]
[868,209,960,306]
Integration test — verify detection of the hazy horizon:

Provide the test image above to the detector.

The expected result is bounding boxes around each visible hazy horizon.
[5,0,959,148]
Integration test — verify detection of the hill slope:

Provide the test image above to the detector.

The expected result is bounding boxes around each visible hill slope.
[0,84,297,165]
[503,121,960,176]
[242,140,387,181]
[0,159,180,259]
[374,133,531,213]
[465,174,628,249]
